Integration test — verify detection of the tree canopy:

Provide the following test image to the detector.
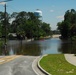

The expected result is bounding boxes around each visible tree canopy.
[0,11,52,40]
[57,9,76,40]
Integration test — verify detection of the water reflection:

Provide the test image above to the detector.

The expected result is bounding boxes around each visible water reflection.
[39,38,61,54]
[58,40,76,54]
[0,38,76,56]
[7,40,42,56]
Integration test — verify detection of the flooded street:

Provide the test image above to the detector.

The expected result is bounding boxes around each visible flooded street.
[0,38,76,56]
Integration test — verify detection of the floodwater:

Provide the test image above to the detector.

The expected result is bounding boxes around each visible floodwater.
[0,38,76,56]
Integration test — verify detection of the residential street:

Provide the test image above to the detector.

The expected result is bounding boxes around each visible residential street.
[0,56,37,75]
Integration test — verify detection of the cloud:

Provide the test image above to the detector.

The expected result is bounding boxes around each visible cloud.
[50,10,54,13]
[56,15,64,20]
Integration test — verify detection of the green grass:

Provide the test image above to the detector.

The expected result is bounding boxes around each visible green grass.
[40,54,76,75]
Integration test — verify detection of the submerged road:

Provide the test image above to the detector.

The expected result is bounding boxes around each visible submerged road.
[0,56,38,75]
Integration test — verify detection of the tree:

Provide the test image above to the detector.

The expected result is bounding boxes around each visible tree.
[57,21,70,38]
[10,11,52,40]
[41,22,51,36]
[0,11,10,38]
[57,9,76,39]
[10,11,27,37]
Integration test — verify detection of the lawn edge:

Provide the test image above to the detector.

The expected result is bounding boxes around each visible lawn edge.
[37,54,51,75]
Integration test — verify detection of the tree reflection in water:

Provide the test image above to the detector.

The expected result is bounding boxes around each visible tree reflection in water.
[0,45,8,55]
[58,40,76,54]
[15,41,42,56]
[1,38,76,56]
[0,40,42,56]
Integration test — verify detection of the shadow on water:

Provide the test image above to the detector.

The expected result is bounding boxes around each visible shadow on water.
[0,40,42,56]
[58,40,76,54]
[0,38,76,56]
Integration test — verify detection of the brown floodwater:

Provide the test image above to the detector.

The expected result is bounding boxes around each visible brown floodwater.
[0,38,76,56]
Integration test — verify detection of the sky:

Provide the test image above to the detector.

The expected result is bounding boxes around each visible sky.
[0,0,76,30]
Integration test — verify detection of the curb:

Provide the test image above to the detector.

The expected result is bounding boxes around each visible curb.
[32,56,40,75]
[37,55,51,75]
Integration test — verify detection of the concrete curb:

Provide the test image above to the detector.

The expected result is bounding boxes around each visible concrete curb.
[32,56,40,75]
[37,55,51,75]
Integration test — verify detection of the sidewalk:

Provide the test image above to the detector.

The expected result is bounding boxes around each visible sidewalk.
[0,54,76,75]
[34,54,76,75]
[64,54,76,66]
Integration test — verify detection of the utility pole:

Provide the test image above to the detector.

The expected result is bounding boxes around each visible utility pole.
[4,3,7,45]
[0,0,12,46]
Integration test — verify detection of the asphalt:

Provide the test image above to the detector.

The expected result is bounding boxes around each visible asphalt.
[0,56,45,75]
[0,56,37,75]
[0,54,76,75]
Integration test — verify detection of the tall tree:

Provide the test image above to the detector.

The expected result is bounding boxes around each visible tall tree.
[57,9,76,39]
[41,22,51,36]
[0,11,10,37]
[10,11,51,40]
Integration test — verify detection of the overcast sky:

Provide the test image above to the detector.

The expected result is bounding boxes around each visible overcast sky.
[0,0,76,30]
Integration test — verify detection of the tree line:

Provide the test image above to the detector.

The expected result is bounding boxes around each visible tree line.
[0,11,52,40]
[57,9,76,40]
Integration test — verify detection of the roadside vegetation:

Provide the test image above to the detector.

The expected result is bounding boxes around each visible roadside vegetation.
[40,54,76,75]
[0,11,52,40]
[57,9,76,41]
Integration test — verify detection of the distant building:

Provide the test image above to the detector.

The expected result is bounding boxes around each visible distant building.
[34,9,42,17]
[8,33,17,37]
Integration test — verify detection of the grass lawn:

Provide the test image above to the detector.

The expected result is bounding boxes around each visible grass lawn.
[40,54,76,75]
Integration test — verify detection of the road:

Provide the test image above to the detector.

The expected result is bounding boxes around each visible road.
[0,56,38,75]
[52,34,61,38]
